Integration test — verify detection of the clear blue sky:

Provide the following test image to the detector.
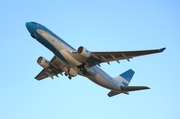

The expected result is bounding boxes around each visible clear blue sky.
[0,0,180,119]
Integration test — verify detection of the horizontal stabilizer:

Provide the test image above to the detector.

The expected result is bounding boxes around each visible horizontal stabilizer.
[108,91,121,97]
[121,86,150,91]
[108,86,150,97]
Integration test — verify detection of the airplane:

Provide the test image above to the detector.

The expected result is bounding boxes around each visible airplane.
[25,21,165,97]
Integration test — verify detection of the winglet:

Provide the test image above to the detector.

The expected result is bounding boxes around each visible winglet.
[159,47,166,52]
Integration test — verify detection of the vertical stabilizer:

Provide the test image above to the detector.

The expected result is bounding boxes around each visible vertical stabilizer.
[114,69,135,86]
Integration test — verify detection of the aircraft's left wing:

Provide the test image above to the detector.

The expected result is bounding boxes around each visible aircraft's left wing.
[35,56,64,80]
[87,47,166,67]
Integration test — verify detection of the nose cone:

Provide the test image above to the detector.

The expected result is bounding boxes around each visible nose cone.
[26,22,33,33]
[25,22,37,33]
[25,22,30,27]
[25,22,32,33]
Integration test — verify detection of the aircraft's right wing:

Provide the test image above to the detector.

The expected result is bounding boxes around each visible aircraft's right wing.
[35,69,50,80]
[35,56,64,80]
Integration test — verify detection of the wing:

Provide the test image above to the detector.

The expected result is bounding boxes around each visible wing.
[35,56,64,80]
[87,47,166,67]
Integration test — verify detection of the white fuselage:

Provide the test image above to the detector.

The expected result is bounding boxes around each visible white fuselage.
[27,22,120,91]
[41,30,119,91]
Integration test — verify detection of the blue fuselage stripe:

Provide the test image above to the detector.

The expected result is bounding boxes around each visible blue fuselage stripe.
[26,22,76,63]
[35,32,72,63]
[35,32,69,63]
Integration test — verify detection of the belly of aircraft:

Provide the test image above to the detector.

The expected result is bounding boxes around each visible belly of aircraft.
[87,66,119,91]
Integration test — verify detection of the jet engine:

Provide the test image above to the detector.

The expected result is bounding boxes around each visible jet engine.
[77,46,92,59]
[37,56,50,68]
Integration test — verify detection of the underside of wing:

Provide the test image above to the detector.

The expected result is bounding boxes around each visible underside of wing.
[87,47,166,67]
[35,56,64,80]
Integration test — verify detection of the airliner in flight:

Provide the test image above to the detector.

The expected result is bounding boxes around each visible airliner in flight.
[25,22,165,97]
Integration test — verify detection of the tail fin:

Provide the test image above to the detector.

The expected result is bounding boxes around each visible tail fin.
[114,69,135,86]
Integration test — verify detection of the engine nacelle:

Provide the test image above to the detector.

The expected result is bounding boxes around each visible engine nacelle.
[77,46,92,59]
[37,56,50,68]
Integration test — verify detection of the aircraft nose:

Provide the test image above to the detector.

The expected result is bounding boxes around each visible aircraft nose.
[25,22,31,31]
[25,22,30,27]
[25,22,35,33]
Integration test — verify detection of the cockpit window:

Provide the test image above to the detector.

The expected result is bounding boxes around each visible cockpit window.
[32,22,37,24]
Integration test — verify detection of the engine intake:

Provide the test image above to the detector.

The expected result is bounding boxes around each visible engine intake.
[37,56,50,68]
[77,46,91,59]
